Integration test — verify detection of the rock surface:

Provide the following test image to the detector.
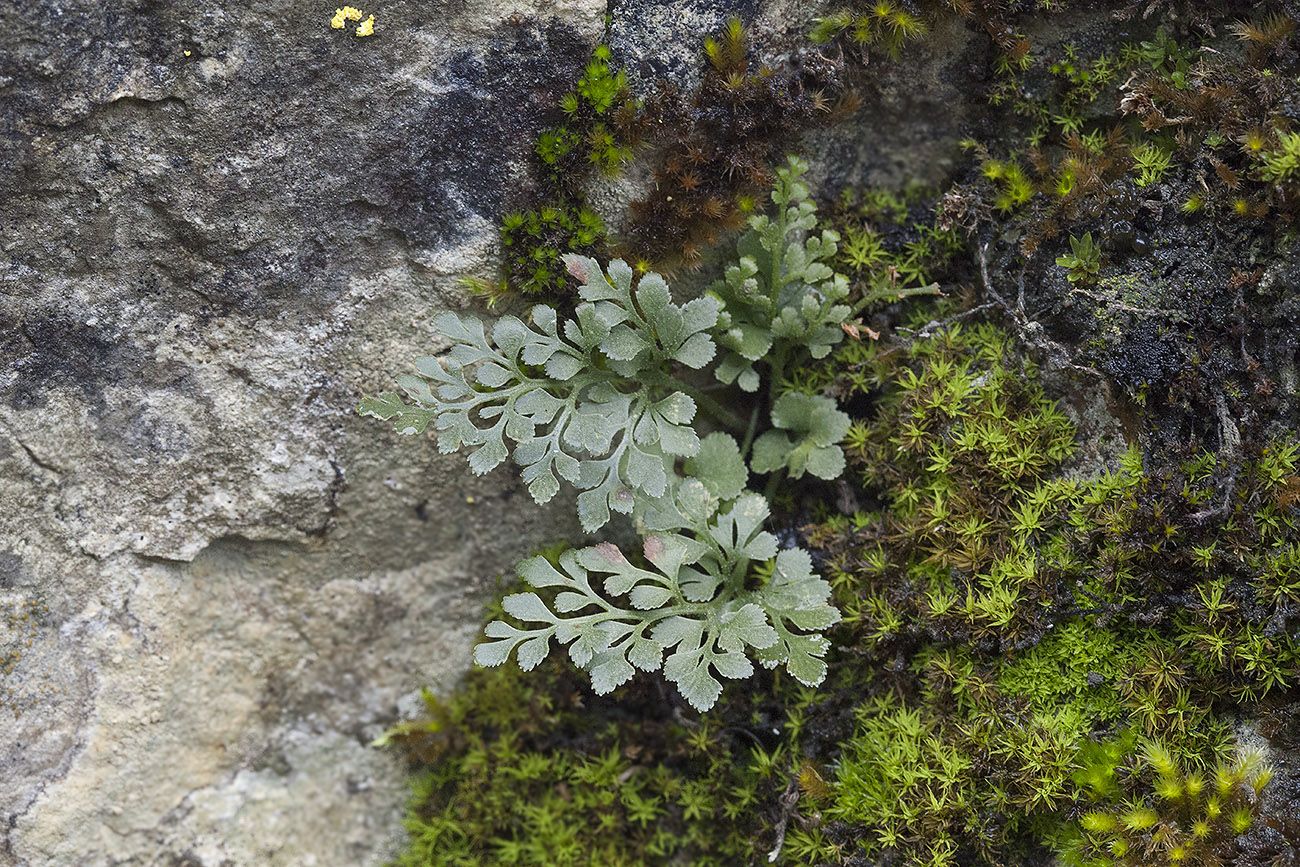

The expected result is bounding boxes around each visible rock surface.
[0,1,606,863]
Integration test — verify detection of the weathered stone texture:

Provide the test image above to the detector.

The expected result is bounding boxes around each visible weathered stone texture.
[0,1,604,863]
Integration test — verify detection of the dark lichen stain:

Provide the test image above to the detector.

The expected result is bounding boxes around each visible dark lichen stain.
[1094,320,1183,389]
[384,20,590,252]
[0,551,23,589]
[0,314,146,411]
[166,852,215,867]
[206,245,338,317]
[2,5,598,322]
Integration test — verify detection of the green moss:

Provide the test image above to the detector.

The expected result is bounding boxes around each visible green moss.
[810,1,929,58]
[494,44,634,301]
[1061,741,1271,867]
[543,44,637,183]
[965,11,1300,256]
[498,203,606,297]
[828,184,964,301]
[1258,129,1300,185]
[783,315,1298,865]
[617,16,850,269]
[391,656,785,867]
[981,156,1037,213]
[821,691,1086,866]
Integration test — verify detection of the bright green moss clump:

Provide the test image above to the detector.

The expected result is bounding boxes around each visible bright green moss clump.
[1063,740,1271,867]
[498,204,606,297]
[492,45,636,301]
[810,318,1300,706]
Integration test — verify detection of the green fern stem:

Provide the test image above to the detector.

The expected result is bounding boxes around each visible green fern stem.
[849,280,941,316]
[740,402,762,459]
[757,171,791,503]
[759,345,792,502]
[769,192,789,309]
[767,346,789,405]
[762,464,785,503]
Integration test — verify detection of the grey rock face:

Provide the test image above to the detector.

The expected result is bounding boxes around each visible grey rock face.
[0,0,603,863]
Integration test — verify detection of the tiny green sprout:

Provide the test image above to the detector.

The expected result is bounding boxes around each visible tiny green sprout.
[1082,812,1116,832]
[1257,440,1300,487]
[810,2,929,56]
[1144,743,1177,776]
[1213,764,1236,796]
[878,2,927,45]
[1054,170,1075,197]
[982,158,1035,211]
[1056,233,1101,284]
[576,52,628,114]
[809,12,852,44]
[1081,130,1108,154]
[1229,807,1253,834]
[1122,806,1160,830]
[1191,543,1217,569]
[842,225,885,273]
[536,126,578,165]
[1235,748,1267,786]
[1133,142,1173,188]
[1181,194,1204,213]
[1259,129,1300,183]
[1053,111,1084,136]
[458,275,512,310]
[1154,776,1183,801]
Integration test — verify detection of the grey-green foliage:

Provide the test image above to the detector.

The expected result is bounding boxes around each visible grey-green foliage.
[751,392,851,480]
[361,156,855,710]
[477,487,839,711]
[361,260,717,532]
[711,155,850,393]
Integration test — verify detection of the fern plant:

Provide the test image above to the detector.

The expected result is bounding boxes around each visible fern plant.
[363,156,847,711]
[709,158,851,396]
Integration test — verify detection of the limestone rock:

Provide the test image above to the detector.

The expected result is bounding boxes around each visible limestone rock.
[0,0,604,863]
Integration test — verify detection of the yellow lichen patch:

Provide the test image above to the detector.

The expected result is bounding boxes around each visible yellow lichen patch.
[330,6,363,29]
[356,14,375,37]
